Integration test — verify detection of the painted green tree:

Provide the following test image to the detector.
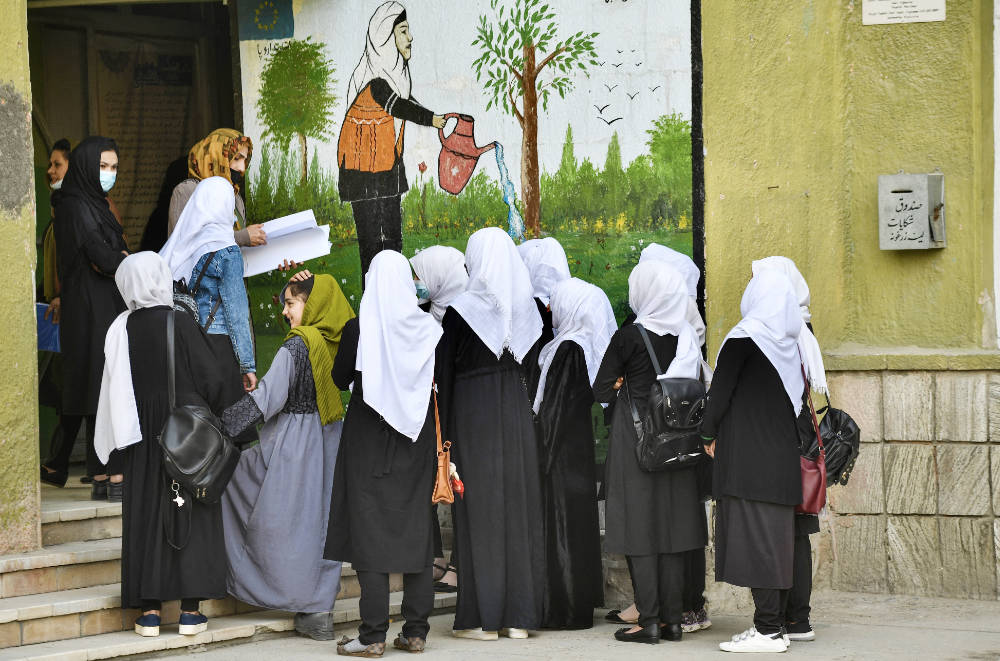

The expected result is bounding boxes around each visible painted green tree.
[472,0,599,236]
[646,113,692,221]
[257,38,336,184]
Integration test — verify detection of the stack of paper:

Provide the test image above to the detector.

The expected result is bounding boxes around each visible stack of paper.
[241,209,332,277]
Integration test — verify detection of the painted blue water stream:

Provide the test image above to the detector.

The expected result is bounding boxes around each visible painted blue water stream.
[493,142,525,241]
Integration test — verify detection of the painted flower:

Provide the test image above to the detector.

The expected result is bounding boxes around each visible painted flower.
[418,161,428,174]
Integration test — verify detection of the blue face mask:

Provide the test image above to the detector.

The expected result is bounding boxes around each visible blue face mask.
[414,280,430,300]
[99,171,117,193]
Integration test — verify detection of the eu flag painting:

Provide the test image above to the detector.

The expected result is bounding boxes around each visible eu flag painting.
[238,0,294,40]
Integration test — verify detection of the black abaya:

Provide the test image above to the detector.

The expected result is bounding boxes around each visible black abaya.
[535,341,602,629]
[593,324,707,556]
[52,137,128,415]
[324,318,437,574]
[437,308,545,632]
[120,307,230,609]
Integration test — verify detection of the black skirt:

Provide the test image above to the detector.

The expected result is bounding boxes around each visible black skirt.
[715,496,794,589]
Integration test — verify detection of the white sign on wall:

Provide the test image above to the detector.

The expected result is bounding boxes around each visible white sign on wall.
[863,0,945,25]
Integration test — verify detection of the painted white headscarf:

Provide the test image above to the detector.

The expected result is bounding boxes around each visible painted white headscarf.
[533,278,617,412]
[639,242,701,299]
[159,176,236,283]
[517,237,571,305]
[719,269,806,415]
[628,260,702,380]
[751,256,827,394]
[410,245,468,324]
[348,1,412,105]
[357,250,442,441]
[95,252,175,463]
[451,227,542,363]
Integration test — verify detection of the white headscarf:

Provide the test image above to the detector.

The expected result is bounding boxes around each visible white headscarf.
[410,245,468,324]
[348,1,412,105]
[639,243,701,299]
[533,278,616,412]
[451,227,542,363]
[357,250,442,441]
[95,252,175,463]
[628,260,702,380]
[517,237,571,305]
[719,269,805,415]
[159,176,236,283]
[751,256,827,394]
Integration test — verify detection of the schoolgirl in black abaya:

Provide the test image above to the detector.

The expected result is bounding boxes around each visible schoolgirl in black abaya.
[700,269,805,654]
[438,227,545,641]
[326,250,443,656]
[50,136,128,498]
[593,261,708,644]
[532,277,615,629]
[95,252,230,638]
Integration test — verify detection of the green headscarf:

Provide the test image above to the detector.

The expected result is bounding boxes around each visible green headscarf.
[284,274,356,424]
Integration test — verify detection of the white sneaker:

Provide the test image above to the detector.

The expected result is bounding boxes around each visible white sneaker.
[452,628,499,640]
[502,628,529,639]
[719,626,788,653]
[787,629,815,642]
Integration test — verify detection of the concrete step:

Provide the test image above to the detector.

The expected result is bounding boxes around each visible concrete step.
[40,496,122,547]
[0,592,457,660]
[0,539,121,599]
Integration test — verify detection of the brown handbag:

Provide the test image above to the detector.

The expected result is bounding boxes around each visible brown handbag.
[796,365,827,514]
[431,385,454,505]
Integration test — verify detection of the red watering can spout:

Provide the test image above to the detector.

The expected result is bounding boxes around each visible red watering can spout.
[438,113,497,195]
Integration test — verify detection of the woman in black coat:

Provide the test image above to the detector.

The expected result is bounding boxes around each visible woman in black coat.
[700,269,805,654]
[593,261,708,644]
[50,136,128,498]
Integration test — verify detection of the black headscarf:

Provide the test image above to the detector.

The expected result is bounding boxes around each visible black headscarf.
[56,136,122,235]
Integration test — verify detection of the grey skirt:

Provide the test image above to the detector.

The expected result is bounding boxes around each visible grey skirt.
[715,496,794,589]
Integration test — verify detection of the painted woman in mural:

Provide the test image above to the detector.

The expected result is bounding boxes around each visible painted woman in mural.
[338,0,447,277]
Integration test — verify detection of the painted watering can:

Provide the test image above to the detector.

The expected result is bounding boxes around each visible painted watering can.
[438,113,497,195]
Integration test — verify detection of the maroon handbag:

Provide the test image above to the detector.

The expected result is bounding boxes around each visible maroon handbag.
[796,365,827,514]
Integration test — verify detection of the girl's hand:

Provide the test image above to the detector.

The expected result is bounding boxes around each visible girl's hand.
[613,376,624,391]
[290,269,313,282]
[703,440,716,459]
[277,259,303,272]
[242,373,258,392]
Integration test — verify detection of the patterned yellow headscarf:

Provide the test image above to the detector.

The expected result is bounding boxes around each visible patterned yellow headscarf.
[187,129,254,193]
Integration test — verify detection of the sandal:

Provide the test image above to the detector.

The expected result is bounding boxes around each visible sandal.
[606,609,638,624]
[433,563,458,593]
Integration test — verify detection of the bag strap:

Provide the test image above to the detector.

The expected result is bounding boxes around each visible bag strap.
[166,309,176,411]
[204,299,223,331]
[432,382,450,455]
[624,378,642,427]
[189,250,218,294]
[635,324,664,375]
[801,364,824,457]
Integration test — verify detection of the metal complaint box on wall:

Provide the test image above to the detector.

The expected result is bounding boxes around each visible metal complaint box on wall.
[878,172,945,250]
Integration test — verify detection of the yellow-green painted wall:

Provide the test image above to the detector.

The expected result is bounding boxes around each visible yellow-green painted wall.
[703,1,994,357]
[0,0,41,554]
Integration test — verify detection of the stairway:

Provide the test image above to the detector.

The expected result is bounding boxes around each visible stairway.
[0,481,455,660]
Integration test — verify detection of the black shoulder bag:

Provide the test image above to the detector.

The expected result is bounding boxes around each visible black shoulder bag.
[625,324,707,472]
[158,310,240,504]
[796,392,861,486]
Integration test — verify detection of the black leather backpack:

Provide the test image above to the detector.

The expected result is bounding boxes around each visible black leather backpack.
[158,310,239,504]
[625,324,706,472]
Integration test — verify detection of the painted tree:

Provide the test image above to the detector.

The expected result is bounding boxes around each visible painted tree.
[257,38,336,184]
[472,0,599,236]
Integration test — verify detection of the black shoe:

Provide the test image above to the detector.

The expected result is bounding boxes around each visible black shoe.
[605,609,637,624]
[80,475,93,484]
[660,623,682,641]
[614,625,659,644]
[91,479,108,500]
[108,481,124,503]
[40,466,68,488]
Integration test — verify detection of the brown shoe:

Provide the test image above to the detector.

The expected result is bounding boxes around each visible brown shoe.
[336,636,385,657]
[393,634,426,653]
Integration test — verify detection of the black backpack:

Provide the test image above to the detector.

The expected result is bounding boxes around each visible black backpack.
[797,396,861,486]
[625,324,706,472]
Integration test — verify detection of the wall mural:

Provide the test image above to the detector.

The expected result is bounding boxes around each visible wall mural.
[237,0,693,383]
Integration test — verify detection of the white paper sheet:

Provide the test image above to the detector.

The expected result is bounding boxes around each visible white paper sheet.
[241,210,331,277]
